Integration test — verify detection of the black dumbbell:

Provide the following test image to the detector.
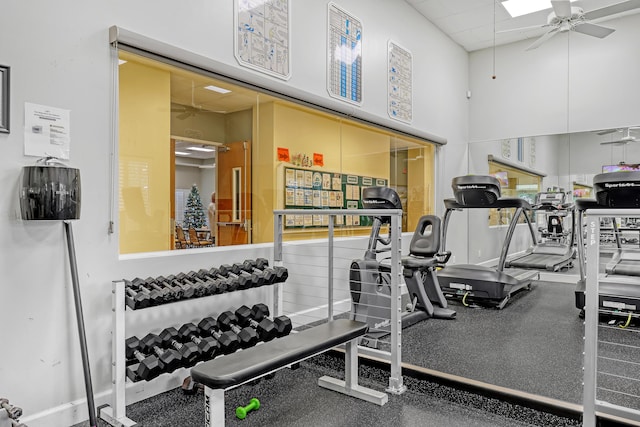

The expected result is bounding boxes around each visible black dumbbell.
[123,285,151,310]
[235,305,277,342]
[147,276,183,300]
[217,311,259,348]
[226,263,264,288]
[251,303,293,337]
[124,336,162,381]
[240,259,274,285]
[140,333,182,373]
[142,277,175,302]
[198,317,240,354]
[191,271,228,294]
[158,327,200,367]
[125,278,163,306]
[0,398,22,419]
[210,267,248,291]
[198,268,237,292]
[159,275,195,299]
[175,272,208,297]
[178,323,220,361]
[244,259,288,284]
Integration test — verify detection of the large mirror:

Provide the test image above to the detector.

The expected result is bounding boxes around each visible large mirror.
[403,127,640,406]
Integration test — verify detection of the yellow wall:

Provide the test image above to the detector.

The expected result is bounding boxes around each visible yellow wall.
[119,61,171,253]
[252,102,391,243]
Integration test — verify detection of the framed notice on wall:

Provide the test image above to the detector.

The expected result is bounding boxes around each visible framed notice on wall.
[388,40,412,123]
[327,2,362,105]
[283,166,386,229]
[0,65,9,133]
[235,0,291,80]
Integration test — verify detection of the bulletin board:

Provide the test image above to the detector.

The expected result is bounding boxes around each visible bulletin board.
[283,166,387,229]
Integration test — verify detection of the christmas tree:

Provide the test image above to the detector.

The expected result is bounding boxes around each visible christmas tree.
[183,184,207,229]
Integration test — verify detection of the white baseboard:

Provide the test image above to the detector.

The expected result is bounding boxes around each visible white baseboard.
[21,368,193,427]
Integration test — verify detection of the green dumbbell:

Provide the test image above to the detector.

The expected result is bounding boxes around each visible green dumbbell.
[236,397,260,420]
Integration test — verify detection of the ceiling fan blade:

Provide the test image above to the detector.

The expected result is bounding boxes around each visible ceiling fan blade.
[584,0,640,21]
[525,28,560,50]
[496,24,549,34]
[601,140,631,145]
[551,0,572,18]
[597,128,621,135]
[176,111,191,120]
[573,22,616,38]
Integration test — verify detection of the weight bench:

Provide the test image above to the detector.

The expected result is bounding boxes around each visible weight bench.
[190,319,388,426]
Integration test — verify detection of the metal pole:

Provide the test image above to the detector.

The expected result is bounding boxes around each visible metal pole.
[583,213,599,427]
[328,214,334,321]
[386,211,406,394]
[64,221,97,427]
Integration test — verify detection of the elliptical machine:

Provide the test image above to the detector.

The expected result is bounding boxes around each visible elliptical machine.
[349,187,455,348]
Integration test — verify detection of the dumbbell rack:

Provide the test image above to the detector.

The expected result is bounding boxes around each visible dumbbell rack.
[99,272,285,427]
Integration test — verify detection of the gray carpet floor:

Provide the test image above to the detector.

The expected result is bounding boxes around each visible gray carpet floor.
[77,353,581,427]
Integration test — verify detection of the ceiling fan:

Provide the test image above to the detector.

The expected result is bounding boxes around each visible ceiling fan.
[171,104,218,120]
[500,0,640,50]
[599,127,640,145]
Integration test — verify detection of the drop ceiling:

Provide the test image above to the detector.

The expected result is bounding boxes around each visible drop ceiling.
[405,0,640,51]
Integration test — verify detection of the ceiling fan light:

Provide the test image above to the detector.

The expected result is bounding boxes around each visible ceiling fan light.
[502,0,577,18]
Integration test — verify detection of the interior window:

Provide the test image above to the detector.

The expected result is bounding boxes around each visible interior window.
[117,50,437,254]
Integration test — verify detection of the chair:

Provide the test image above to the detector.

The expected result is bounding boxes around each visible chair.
[188,227,214,247]
[175,225,189,249]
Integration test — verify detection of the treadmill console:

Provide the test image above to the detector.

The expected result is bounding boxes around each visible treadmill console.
[452,175,501,206]
[535,192,565,208]
[362,186,402,210]
[593,171,640,208]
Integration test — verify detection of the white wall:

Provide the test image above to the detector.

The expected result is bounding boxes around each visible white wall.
[0,1,469,425]
[469,13,640,142]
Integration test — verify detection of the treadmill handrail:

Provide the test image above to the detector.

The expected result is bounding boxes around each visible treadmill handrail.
[441,198,536,272]
[444,197,533,210]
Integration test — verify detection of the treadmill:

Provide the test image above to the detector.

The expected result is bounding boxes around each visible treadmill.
[437,175,540,309]
[505,191,576,272]
[575,171,640,316]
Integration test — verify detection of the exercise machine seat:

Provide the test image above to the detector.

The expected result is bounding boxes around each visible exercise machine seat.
[402,215,441,270]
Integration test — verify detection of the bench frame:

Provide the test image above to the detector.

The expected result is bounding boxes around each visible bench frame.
[200,324,387,426]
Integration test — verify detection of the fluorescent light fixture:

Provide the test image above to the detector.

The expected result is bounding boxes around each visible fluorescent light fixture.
[502,0,577,17]
[204,85,231,94]
[187,146,216,152]
[175,151,191,155]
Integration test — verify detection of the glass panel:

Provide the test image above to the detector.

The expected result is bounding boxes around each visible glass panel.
[117,50,437,254]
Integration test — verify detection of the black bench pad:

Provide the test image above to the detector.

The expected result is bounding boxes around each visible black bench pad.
[191,319,367,389]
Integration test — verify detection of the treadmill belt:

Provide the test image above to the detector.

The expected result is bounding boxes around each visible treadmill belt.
[608,261,640,277]
[508,253,569,270]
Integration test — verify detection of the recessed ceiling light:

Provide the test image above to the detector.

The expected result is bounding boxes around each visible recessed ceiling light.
[175,151,191,155]
[502,0,577,18]
[204,85,232,94]
[187,146,216,152]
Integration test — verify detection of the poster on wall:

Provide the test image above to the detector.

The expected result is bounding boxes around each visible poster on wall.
[327,2,362,105]
[283,166,385,229]
[23,102,71,159]
[387,40,412,123]
[235,0,291,80]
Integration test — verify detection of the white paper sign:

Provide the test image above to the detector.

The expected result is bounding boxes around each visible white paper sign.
[24,102,71,159]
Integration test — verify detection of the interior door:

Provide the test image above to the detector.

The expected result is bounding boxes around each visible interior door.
[216,140,252,246]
